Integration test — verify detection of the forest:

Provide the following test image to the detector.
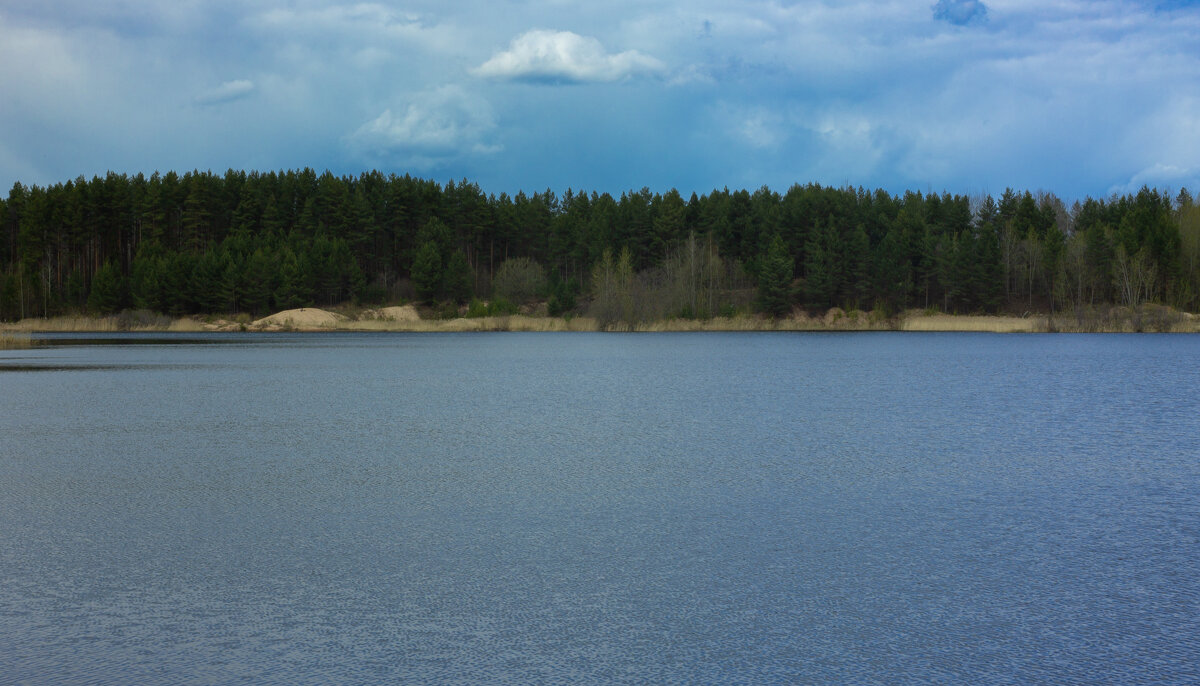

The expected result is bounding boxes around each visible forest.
[1,168,1198,323]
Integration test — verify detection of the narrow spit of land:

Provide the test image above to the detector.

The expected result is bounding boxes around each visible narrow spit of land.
[3,305,1198,334]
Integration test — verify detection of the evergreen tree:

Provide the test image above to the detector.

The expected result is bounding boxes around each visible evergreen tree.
[443,250,472,304]
[872,228,910,313]
[411,240,442,301]
[757,234,794,318]
[804,218,841,308]
[131,248,166,312]
[842,224,870,308]
[241,248,277,314]
[87,262,128,314]
[275,249,314,310]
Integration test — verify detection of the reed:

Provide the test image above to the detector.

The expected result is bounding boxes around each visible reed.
[0,313,205,333]
[1047,305,1200,333]
[0,332,34,349]
[1,316,120,332]
[165,319,207,332]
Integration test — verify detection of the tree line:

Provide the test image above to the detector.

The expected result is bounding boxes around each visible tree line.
[1,167,1197,321]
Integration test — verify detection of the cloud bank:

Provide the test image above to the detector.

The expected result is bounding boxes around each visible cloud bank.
[1,1,1198,200]
[350,86,500,168]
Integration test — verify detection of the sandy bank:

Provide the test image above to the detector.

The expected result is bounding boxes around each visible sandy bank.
[6,306,1200,334]
[249,308,349,330]
[362,305,422,322]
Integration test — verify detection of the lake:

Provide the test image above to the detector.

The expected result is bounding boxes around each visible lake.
[1,332,1198,684]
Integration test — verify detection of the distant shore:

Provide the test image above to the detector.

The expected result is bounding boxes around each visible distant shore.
[4,303,1199,335]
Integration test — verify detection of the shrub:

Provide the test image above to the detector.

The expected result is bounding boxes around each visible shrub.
[88,262,129,315]
[492,257,546,305]
[488,297,519,316]
[466,298,489,318]
[547,278,579,316]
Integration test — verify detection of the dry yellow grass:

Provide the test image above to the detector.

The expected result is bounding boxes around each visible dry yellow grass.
[900,313,1047,333]
[166,319,206,332]
[1046,305,1200,333]
[0,332,34,349]
[623,310,895,331]
[1,314,206,333]
[1,316,122,332]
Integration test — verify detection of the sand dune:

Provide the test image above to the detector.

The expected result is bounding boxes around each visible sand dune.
[251,308,348,329]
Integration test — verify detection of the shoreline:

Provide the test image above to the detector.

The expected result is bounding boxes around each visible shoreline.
[3,305,1198,334]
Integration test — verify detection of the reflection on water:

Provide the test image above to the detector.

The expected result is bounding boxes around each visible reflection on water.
[0,364,156,372]
[1,332,1198,684]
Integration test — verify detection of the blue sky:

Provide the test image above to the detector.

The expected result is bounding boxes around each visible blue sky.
[2,0,1198,201]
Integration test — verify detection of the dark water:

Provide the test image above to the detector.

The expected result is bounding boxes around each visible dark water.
[1,332,1198,684]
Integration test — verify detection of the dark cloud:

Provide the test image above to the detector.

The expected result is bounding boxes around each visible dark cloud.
[933,0,988,26]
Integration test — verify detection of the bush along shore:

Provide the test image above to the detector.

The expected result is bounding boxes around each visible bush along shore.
[3,303,1197,334]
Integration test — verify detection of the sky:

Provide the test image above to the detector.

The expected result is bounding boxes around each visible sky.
[2,0,1199,201]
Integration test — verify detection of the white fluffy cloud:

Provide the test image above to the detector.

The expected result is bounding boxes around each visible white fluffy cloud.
[350,86,500,167]
[473,29,665,83]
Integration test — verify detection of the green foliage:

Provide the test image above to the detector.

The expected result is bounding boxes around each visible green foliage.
[275,249,313,310]
[408,217,470,303]
[804,218,841,308]
[492,257,547,304]
[436,301,460,319]
[589,247,635,326]
[87,262,128,314]
[443,250,472,304]
[241,248,278,315]
[0,168,1195,320]
[547,277,579,316]
[411,240,442,301]
[465,298,489,318]
[0,271,20,321]
[870,229,906,312]
[757,234,794,318]
[488,297,519,316]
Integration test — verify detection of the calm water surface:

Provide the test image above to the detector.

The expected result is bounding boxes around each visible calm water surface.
[1,332,1198,684]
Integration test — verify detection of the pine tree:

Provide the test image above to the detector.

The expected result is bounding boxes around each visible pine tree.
[443,250,472,304]
[804,218,840,308]
[872,228,909,313]
[411,240,442,301]
[842,224,870,309]
[87,262,128,314]
[757,234,794,317]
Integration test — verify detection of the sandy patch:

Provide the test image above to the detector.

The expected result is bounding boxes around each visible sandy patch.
[375,305,421,322]
[358,305,421,322]
[252,308,348,329]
